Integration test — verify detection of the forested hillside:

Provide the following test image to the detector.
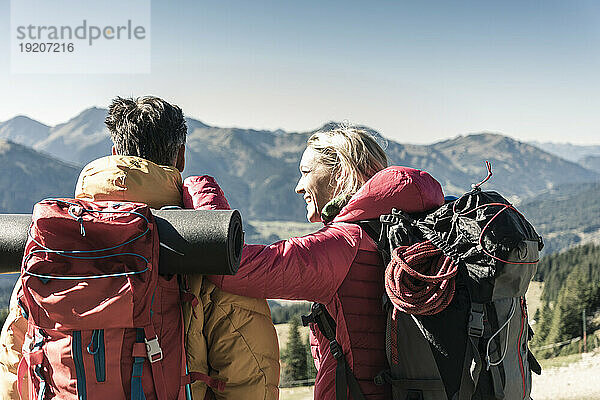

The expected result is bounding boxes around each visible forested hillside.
[531,244,600,358]
[519,183,600,255]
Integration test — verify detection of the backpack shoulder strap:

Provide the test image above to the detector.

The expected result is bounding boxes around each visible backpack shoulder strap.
[457,302,485,400]
[302,303,366,400]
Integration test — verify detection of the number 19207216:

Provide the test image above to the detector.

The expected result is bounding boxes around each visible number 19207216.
[19,43,74,52]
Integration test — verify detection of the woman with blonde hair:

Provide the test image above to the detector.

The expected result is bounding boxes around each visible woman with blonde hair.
[184,126,445,400]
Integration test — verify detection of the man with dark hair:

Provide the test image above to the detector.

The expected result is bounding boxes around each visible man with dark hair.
[0,96,280,400]
[106,96,187,168]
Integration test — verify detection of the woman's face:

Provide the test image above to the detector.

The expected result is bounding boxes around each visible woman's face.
[295,147,335,223]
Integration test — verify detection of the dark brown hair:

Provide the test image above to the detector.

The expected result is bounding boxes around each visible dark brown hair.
[105,96,187,166]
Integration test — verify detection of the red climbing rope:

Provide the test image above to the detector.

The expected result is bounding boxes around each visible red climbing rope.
[385,240,458,316]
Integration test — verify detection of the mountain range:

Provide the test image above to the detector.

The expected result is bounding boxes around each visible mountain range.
[0,107,599,221]
[530,141,600,169]
[1,110,599,309]
[0,108,598,225]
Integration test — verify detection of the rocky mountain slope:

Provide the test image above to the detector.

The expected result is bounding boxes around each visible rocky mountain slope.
[0,116,50,147]
[0,139,80,213]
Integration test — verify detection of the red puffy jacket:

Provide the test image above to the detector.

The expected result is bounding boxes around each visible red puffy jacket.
[190,166,444,400]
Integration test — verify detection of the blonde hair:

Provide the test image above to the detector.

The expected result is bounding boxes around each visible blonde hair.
[307,125,388,199]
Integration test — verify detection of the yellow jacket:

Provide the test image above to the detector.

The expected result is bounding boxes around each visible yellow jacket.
[0,155,279,400]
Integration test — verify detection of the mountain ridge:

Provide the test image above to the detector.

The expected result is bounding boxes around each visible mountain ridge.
[0,108,598,222]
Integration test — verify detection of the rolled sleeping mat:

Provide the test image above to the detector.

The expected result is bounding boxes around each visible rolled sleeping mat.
[0,214,30,274]
[0,209,244,275]
[153,209,243,275]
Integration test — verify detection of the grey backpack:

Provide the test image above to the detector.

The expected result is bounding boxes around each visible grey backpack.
[362,184,544,400]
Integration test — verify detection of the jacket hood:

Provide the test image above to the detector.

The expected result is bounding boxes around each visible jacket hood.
[75,155,183,209]
[333,166,444,223]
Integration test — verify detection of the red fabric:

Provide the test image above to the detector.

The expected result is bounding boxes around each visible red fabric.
[21,200,158,331]
[187,166,445,400]
[188,372,227,392]
[19,199,185,400]
[334,166,444,223]
[16,357,27,400]
[183,175,231,211]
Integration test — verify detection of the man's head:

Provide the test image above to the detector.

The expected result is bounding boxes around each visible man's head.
[105,96,187,171]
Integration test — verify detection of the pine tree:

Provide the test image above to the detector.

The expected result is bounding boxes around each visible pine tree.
[306,334,317,380]
[543,266,597,353]
[282,316,308,383]
[531,301,552,346]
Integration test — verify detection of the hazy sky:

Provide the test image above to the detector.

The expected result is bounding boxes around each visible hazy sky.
[1,0,599,144]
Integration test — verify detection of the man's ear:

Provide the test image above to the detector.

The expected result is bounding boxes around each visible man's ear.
[111,145,117,155]
[176,144,185,172]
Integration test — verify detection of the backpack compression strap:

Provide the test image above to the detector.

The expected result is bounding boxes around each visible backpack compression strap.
[457,303,484,400]
[302,303,366,400]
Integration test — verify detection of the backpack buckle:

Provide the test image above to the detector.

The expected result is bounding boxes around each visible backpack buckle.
[145,336,163,363]
[374,370,391,386]
[302,303,325,326]
[301,314,312,326]
[329,340,344,360]
[468,303,485,337]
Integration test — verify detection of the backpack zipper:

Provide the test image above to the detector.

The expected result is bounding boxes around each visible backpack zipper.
[518,298,527,400]
[72,331,87,400]
[87,329,106,382]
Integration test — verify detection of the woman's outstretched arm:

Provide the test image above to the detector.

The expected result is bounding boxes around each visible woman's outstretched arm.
[183,176,362,303]
[211,224,362,303]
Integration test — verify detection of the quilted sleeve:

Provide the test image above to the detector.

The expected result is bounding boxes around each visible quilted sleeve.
[183,175,231,211]
[208,223,363,304]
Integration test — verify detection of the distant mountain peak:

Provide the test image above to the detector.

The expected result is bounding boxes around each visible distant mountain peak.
[2,114,50,128]
[457,132,515,142]
[70,106,108,121]
[186,117,211,130]
[529,141,600,164]
[0,115,51,147]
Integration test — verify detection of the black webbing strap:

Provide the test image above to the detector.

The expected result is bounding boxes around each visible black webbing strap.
[302,303,366,400]
[458,302,484,400]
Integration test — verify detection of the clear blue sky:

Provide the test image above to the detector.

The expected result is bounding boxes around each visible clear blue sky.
[0,0,599,144]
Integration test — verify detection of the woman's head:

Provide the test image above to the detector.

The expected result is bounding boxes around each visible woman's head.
[295,126,388,222]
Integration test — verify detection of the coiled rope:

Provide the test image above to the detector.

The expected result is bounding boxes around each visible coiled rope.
[385,240,458,316]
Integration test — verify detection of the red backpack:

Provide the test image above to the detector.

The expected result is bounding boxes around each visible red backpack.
[16,198,215,400]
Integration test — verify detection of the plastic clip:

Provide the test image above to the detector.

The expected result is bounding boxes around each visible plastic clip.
[329,340,343,360]
[468,303,485,337]
[145,336,163,363]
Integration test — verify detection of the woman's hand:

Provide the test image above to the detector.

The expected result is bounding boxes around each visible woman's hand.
[182,175,231,210]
